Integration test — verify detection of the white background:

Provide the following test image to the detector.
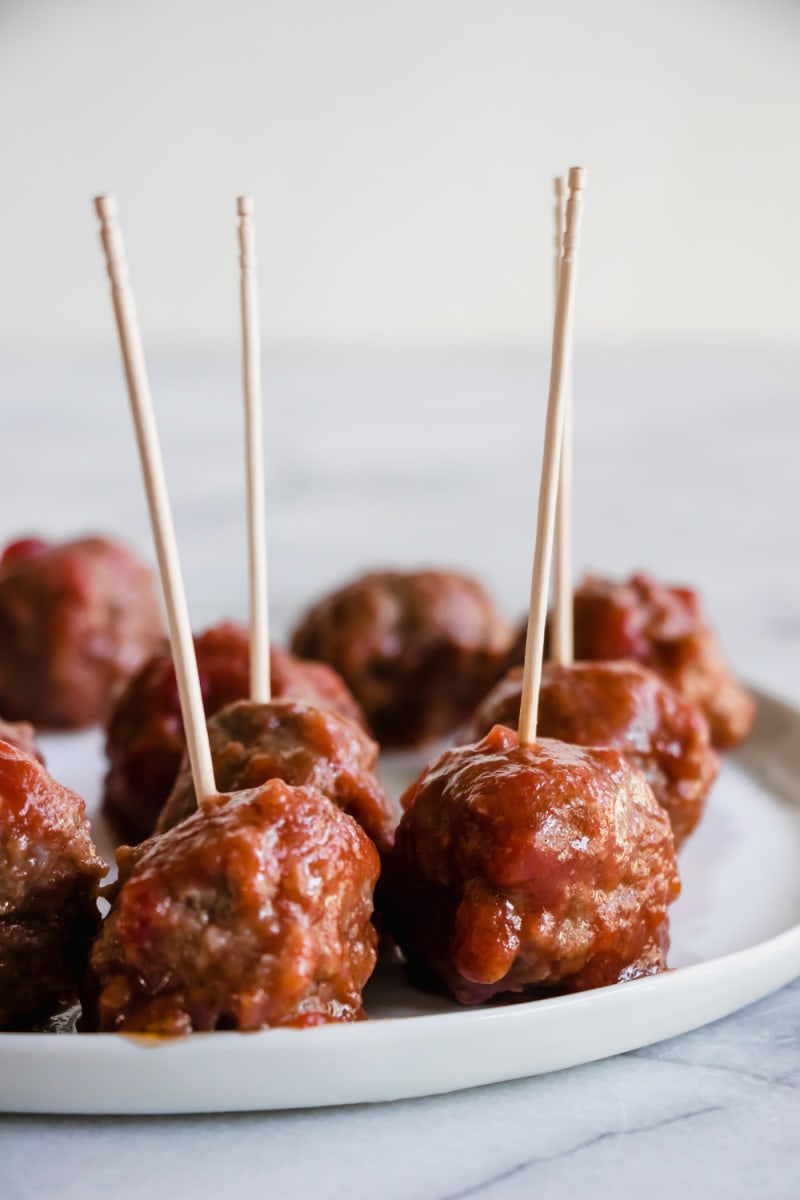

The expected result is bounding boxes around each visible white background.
[1,0,799,351]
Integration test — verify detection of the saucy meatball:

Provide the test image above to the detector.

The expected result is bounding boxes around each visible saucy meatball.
[102,621,366,845]
[0,717,43,764]
[462,661,718,847]
[0,740,105,1028]
[291,569,512,746]
[158,699,396,853]
[382,725,679,1005]
[0,535,164,729]
[572,573,755,749]
[87,779,379,1033]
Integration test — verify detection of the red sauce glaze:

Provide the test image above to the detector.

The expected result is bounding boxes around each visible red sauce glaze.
[102,622,368,845]
[0,538,49,567]
[0,535,164,729]
[381,726,679,1005]
[0,740,105,1028]
[0,718,44,765]
[158,699,396,853]
[87,780,380,1033]
[572,574,754,749]
[291,569,512,747]
[462,661,719,847]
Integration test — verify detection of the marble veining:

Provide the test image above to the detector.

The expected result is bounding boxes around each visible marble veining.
[440,1106,728,1200]
[0,348,799,1200]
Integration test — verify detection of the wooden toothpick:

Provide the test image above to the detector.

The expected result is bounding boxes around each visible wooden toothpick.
[551,175,574,665]
[237,196,271,703]
[517,167,587,746]
[552,176,566,304]
[93,195,217,803]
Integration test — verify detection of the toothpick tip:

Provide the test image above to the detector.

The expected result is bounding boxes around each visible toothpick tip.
[237,195,255,216]
[94,194,117,220]
[554,176,566,196]
[567,167,587,190]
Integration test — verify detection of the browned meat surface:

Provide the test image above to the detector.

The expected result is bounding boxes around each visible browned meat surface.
[102,622,366,844]
[87,780,379,1033]
[158,699,396,853]
[292,569,512,746]
[0,536,164,729]
[462,660,718,847]
[572,573,754,749]
[0,717,44,764]
[381,725,679,1005]
[0,740,105,1028]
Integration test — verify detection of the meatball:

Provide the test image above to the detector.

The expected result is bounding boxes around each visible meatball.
[462,661,718,847]
[0,740,105,1028]
[0,535,164,729]
[87,779,379,1033]
[102,622,367,844]
[158,699,396,853]
[0,716,44,764]
[291,569,512,746]
[381,725,679,1005]
[572,573,755,748]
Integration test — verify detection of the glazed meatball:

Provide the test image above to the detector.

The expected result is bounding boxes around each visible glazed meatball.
[462,661,718,847]
[0,717,43,764]
[572,573,755,748]
[292,569,512,746]
[87,779,379,1033]
[102,621,366,844]
[0,535,164,729]
[0,740,105,1028]
[158,699,396,853]
[382,725,679,1005]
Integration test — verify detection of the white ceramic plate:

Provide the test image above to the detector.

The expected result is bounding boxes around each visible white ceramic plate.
[2,689,799,1115]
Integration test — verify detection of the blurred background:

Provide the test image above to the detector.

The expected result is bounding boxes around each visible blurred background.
[1,0,799,351]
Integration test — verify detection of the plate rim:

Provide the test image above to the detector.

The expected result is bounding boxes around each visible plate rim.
[1,685,799,1112]
[1,918,800,1056]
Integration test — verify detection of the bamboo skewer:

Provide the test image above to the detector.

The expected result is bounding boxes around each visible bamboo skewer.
[551,176,574,666]
[517,167,587,746]
[93,194,217,804]
[552,176,566,305]
[237,196,271,703]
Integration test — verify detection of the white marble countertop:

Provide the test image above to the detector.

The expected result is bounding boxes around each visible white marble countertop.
[0,348,798,1199]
